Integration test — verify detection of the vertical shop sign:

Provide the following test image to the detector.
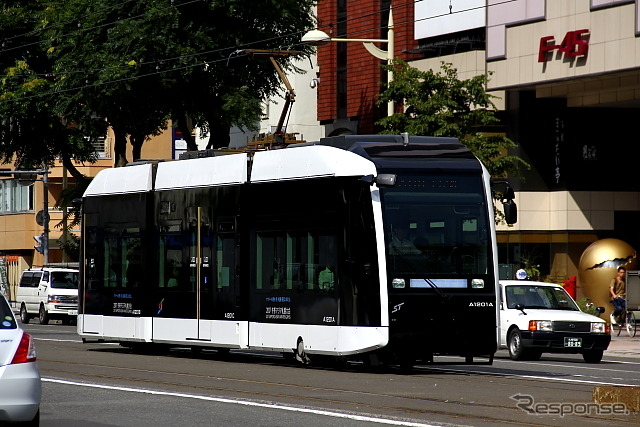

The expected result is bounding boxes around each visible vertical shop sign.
[0,258,8,300]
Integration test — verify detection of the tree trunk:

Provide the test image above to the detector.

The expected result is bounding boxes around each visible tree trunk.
[205,110,231,149]
[60,153,89,187]
[176,114,198,151]
[130,132,145,161]
[113,128,128,167]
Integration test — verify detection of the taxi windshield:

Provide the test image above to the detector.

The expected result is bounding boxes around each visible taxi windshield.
[506,285,580,311]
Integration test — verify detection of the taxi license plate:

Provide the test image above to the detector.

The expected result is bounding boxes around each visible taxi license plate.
[564,337,582,348]
[68,309,78,315]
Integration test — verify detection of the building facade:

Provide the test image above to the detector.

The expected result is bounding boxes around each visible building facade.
[313,0,640,295]
[0,130,174,304]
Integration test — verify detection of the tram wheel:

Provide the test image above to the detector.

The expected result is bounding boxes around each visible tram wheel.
[399,358,414,373]
[295,337,310,365]
[582,349,603,363]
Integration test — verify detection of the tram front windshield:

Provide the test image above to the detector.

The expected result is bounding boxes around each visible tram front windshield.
[381,173,491,278]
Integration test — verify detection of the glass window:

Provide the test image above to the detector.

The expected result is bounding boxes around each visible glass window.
[216,235,234,290]
[97,226,142,289]
[0,296,16,329]
[505,285,579,311]
[0,179,33,213]
[51,272,79,289]
[381,174,490,277]
[255,230,337,292]
[159,223,184,289]
[19,272,34,287]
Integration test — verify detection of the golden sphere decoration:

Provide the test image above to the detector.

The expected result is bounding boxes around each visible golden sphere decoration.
[578,238,637,318]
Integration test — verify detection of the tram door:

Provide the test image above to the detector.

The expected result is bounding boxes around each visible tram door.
[186,206,214,341]
[214,218,242,326]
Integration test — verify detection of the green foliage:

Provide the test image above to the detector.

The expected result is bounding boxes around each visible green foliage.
[576,298,600,316]
[57,233,80,262]
[1,0,317,168]
[377,59,529,183]
[376,60,530,224]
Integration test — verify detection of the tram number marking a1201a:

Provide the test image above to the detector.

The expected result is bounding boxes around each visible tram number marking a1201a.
[469,301,494,307]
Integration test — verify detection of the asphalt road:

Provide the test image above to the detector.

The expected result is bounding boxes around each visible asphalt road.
[22,322,640,427]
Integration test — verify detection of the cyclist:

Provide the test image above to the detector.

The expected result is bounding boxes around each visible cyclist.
[609,266,627,324]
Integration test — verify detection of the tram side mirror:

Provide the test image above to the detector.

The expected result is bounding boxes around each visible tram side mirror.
[504,186,515,200]
[503,199,517,225]
[498,184,517,225]
[595,306,605,314]
[360,174,396,187]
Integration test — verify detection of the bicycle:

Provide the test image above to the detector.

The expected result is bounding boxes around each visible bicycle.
[612,307,637,337]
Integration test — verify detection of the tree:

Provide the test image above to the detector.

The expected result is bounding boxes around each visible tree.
[0,1,99,183]
[38,0,316,165]
[377,60,528,183]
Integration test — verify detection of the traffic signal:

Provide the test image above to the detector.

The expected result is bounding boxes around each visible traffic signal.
[33,234,46,254]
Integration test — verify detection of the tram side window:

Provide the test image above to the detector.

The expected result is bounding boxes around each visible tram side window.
[158,224,184,289]
[216,234,234,290]
[255,230,336,292]
[100,227,143,289]
[103,232,120,288]
[123,230,142,288]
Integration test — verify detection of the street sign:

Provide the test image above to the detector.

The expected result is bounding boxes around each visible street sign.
[35,210,49,226]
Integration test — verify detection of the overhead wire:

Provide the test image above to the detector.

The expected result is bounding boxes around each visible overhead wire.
[0,0,519,105]
[1,0,138,46]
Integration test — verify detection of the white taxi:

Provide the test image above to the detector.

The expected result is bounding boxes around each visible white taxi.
[499,280,611,363]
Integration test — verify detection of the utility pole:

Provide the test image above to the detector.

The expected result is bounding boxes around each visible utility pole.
[42,166,49,265]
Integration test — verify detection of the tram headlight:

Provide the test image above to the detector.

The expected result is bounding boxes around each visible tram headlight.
[392,278,406,288]
[471,279,484,289]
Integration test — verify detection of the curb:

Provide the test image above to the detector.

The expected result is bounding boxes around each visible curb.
[593,386,640,413]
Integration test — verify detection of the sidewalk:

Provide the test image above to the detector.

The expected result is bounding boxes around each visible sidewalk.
[606,335,640,358]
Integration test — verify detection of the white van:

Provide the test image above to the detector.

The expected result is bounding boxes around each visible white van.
[17,267,79,325]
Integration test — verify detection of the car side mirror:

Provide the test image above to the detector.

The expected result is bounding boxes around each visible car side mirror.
[515,303,527,315]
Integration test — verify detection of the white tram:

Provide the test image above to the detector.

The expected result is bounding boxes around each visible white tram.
[78,135,516,367]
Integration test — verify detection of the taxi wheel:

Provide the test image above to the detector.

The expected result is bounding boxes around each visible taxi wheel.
[582,349,603,363]
[508,329,528,360]
[527,350,542,361]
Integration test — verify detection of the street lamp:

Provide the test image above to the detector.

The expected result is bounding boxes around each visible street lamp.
[301,8,395,116]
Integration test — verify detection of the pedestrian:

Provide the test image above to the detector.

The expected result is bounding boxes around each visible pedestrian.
[609,266,626,324]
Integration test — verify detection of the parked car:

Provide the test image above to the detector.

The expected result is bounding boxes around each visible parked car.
[499,280,611,363]
[0,293,41,425]
[17,267,79,325]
